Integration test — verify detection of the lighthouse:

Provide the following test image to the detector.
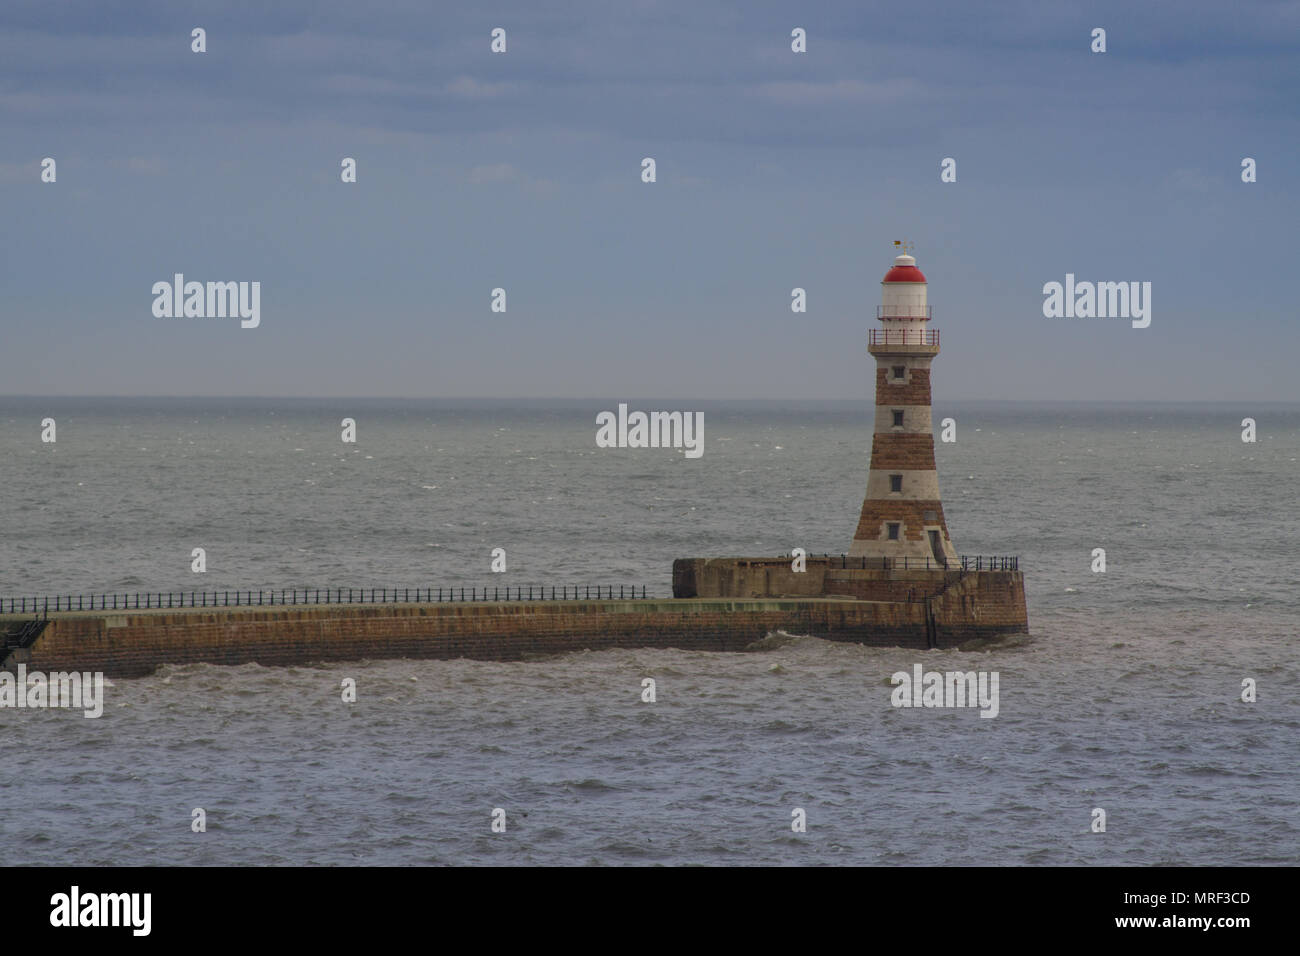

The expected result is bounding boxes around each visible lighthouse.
[849,245,958,566]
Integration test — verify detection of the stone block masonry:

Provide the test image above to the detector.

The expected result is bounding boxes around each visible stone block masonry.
[2,597,946,679]
[2,566,1027,678]
[870,433,940,471]
[673,557,1028,644]
[875,366,932,405]
[855,249,958,566]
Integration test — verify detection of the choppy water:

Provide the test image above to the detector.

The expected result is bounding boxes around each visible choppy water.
[1,397,1297,865]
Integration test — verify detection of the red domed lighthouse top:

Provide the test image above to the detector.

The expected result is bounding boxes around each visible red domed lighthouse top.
[882,253,927,283]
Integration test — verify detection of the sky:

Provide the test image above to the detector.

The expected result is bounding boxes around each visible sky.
[2,0,1298,401]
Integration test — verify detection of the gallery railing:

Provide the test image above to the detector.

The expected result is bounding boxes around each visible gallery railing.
[868,329,939,347]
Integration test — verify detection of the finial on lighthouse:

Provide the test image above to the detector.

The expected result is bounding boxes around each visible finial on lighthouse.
[882,244,927,286]
[891,239,918,270]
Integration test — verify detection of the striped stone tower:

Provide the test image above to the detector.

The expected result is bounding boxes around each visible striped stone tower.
[849,245,958,566]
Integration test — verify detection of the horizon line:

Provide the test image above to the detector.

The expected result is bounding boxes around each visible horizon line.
[0,394,1295,405]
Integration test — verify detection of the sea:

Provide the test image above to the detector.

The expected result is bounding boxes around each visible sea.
[1,396,1297,865]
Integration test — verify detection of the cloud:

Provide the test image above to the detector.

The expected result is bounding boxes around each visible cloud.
[445,76,514,99]
[318,73,428,97]
[0,160,37,182]
[466,162,557,194]
[753,78,924,107]
[124,157,166,175]
[468,162,519,184]
[1168,168,1212,192]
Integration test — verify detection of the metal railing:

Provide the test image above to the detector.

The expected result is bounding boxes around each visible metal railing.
[868,328,939,347]
[0,585,653,615]
[2,616,50,650]
[960,556,1018,572]
[806,553,1019,572]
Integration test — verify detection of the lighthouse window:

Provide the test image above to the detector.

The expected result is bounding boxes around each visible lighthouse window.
[892,409,904,427]
[890,474,903,493]
[887,523,901,540]
[892,366,906,380]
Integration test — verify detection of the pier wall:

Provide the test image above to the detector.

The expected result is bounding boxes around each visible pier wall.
[671,557,831,599]
[3,598,937,678]
[3,565,1026,678]
[672,557,1028,643]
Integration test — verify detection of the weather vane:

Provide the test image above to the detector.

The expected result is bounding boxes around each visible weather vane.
[893,239,914,255]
